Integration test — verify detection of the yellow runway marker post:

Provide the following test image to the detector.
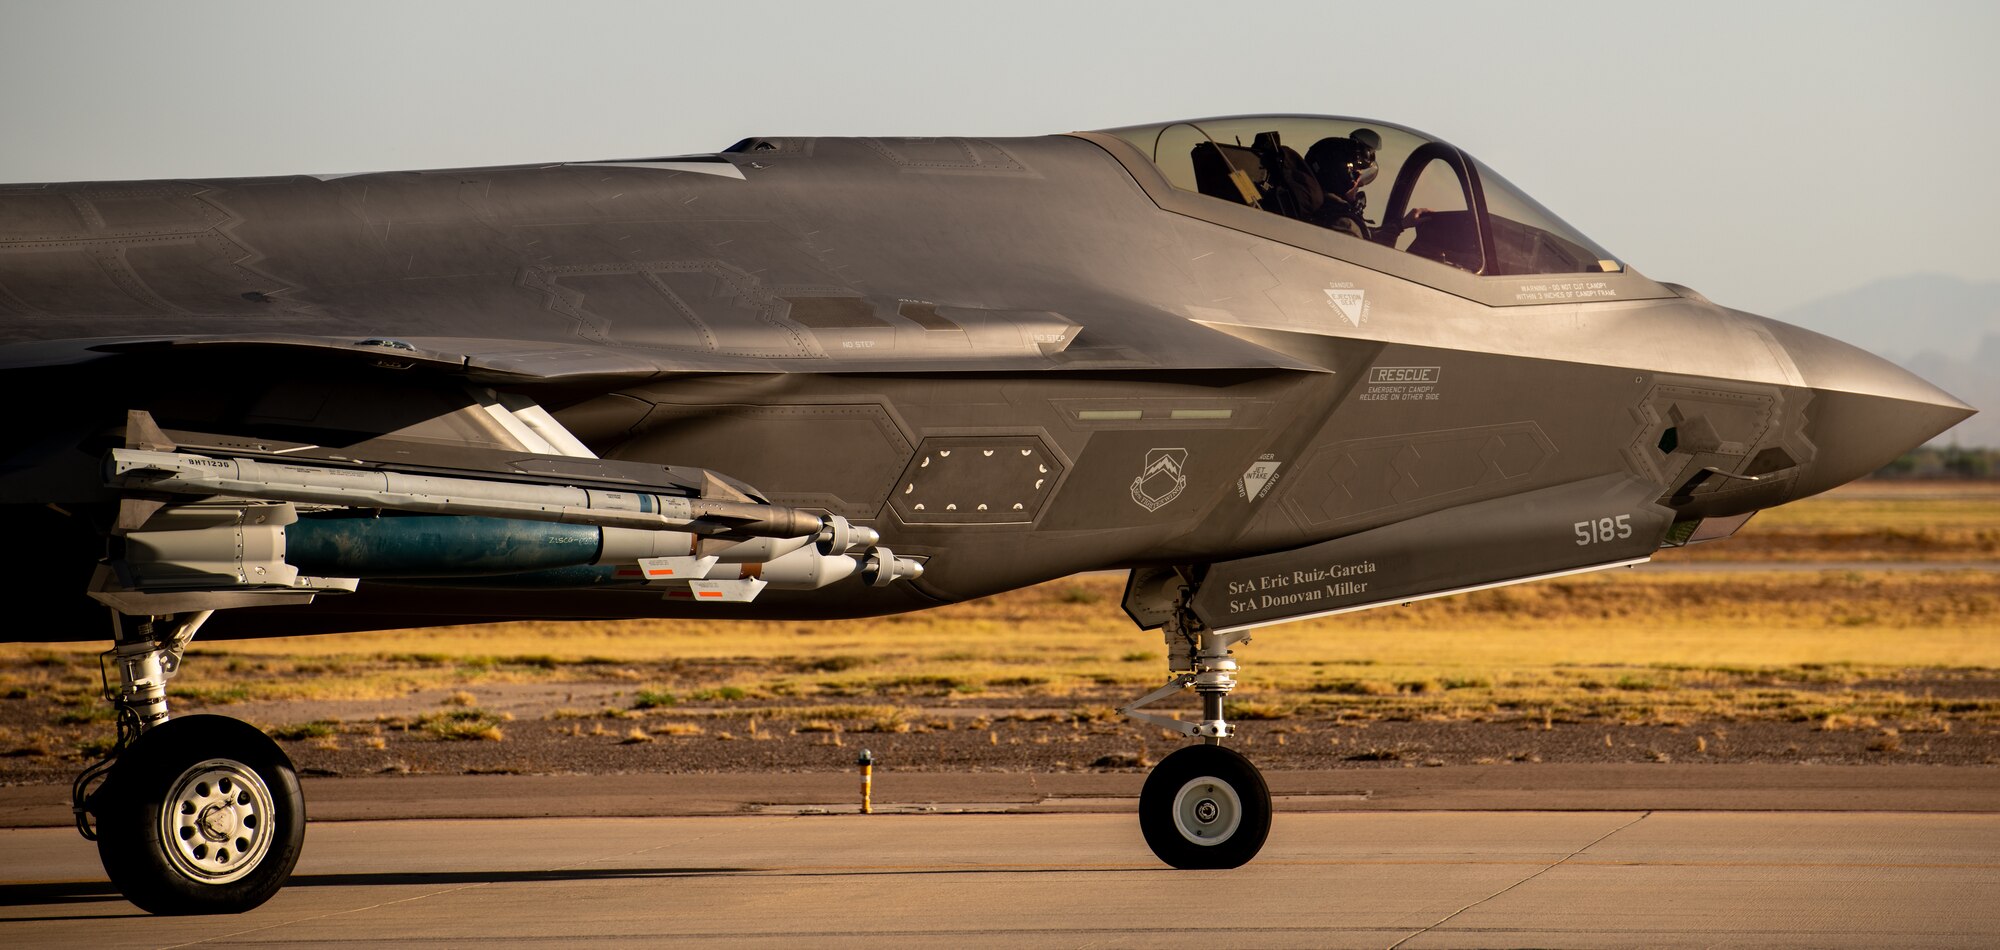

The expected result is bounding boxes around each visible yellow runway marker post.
[857,748,873,814]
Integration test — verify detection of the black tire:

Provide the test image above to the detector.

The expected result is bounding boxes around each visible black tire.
[89,715,306,915]
[1139,744,1271,870]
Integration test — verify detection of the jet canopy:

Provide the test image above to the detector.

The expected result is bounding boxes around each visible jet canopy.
[1098,115,1618,277]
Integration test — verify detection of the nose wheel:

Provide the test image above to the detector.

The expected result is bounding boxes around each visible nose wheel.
[1140,744,1271,869]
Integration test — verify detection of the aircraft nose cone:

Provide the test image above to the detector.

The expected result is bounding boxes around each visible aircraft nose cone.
[1752,315,1976,497]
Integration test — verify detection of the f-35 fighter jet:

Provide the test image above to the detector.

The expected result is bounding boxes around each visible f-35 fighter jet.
[0,114,1972,913]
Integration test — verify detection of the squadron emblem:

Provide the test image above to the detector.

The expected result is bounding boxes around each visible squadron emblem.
[1130,447,1189,512]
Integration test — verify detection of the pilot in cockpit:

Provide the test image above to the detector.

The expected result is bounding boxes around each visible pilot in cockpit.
[1303,128,1382,239]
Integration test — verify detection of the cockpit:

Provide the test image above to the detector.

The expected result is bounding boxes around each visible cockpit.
[1098,116,1620,277]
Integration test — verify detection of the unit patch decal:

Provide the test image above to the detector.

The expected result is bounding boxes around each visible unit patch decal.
[1130,447,1189,512]
[1238,455,1281,502]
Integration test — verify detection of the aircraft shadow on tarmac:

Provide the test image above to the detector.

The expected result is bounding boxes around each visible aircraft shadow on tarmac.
[2,863,1151,915]
[0,868,750,911]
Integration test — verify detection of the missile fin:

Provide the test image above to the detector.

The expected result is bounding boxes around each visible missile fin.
[123,409,176,452]
[701,470,756,504]
[637,555,719,581]
[685,577,767,603]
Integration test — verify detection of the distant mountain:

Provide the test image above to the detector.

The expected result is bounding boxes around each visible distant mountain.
[1775,274,1998,447]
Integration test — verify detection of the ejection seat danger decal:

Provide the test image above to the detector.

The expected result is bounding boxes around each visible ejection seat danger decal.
[1323,283,1369,326]
[1130,448,1189,512]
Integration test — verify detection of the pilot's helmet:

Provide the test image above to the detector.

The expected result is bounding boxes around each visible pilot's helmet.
[1306,130,1380,200]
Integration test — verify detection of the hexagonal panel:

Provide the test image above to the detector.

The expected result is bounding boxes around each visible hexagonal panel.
[890,436,1061,526]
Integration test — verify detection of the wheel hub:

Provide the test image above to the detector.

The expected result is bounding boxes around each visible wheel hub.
[160,759,275,884]
[196,802,235,841]
[1172,777,1242,845]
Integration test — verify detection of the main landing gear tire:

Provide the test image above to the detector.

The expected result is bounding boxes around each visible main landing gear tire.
[89,715,306,915]
[1139,744,1271,870]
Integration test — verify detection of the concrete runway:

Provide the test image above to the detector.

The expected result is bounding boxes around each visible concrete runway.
[4,768,1999,948]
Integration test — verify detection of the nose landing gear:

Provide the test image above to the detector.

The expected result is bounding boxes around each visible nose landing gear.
[1121,599,1271,869]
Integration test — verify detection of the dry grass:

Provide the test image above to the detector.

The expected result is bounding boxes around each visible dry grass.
[419,708,509,742]
[1659,483,2000,562]
[3,568,1995,730]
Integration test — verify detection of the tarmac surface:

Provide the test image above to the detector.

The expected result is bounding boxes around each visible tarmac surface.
[2,766,1998,947]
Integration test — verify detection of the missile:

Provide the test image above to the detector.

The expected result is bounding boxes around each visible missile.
[385,540,926,599]
[156,510,882,583]
[107,447,826,539]
[106,448,913,602]
[689,544,859,588]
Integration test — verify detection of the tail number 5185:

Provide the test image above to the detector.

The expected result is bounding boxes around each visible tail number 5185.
[1575,514,1632,546]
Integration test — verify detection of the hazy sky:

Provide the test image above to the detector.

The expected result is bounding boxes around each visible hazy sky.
[1,0,1992,316]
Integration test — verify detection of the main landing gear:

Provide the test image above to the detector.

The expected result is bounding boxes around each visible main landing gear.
[73,612,305,915]
[1121,604,1271,869]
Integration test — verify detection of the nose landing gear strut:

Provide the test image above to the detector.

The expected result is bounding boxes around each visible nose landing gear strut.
[1120,600,1272,869]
